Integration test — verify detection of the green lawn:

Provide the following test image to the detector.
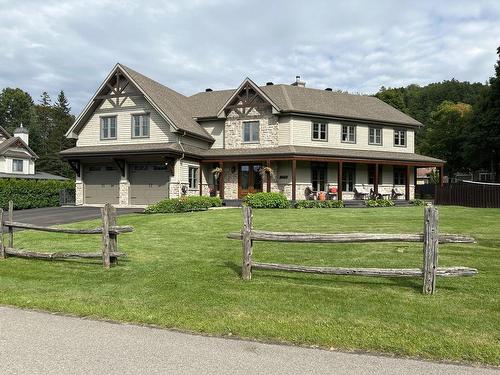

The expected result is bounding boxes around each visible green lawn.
[0,206,499,365]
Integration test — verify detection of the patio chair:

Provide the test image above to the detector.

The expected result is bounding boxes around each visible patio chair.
[354,187,369,200]
[391,187,404,200]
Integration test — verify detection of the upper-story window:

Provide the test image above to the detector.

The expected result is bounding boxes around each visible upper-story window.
[341,124,356,143]
[243,121,259,143]
[132,114,150,138]
[101,116,117,140]
[394,129,406,147]
[369,127,382,145]
[12,159,23,172]
[312,122,327,141]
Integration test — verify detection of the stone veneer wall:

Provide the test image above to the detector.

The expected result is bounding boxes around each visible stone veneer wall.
[225,107,279,149]
[119,180,130,206]
[75,181,83,205]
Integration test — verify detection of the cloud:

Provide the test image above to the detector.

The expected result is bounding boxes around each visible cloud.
[0,0,499,113]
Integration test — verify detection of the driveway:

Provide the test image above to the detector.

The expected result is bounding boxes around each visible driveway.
[0,306,496,375]
[8,206,142,227]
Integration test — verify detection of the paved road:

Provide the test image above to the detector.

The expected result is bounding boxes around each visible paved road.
[9,206,142,227]
[0,307,496,375]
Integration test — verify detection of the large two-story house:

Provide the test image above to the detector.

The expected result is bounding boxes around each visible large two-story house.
[60,64,444,206]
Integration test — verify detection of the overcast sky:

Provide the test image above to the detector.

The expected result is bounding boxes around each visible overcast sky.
[0,0,499,114]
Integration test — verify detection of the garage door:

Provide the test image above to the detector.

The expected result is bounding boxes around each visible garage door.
[129,164,169,205]
[84,165,120,204]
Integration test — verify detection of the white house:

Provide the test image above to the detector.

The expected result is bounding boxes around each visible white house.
[60,63,444,206]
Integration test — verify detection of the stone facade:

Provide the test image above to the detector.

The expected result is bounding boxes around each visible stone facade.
[75,181,84,205]
[119,180,130,206]
[222,163,238,199]
[225,107,279,149]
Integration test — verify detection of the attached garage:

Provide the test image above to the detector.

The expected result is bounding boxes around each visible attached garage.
[129,164,169,205]
[84,165,120,204]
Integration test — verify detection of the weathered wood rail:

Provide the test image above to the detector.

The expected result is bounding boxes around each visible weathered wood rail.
[228,205,478,294]
[0,202,132,269]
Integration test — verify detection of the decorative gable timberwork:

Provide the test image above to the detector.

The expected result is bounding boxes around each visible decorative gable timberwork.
[217,78,280,119]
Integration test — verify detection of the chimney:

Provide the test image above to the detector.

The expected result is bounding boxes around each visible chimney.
[291,75,306,87]
[14,123,29,145]
[205,88,213,92]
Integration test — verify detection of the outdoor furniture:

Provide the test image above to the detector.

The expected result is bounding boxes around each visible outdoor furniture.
[391,188,404,200]
[354,187,369,200]
[327,186,338,200]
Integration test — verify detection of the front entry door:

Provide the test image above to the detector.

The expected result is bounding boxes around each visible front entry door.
[238,164,263,198]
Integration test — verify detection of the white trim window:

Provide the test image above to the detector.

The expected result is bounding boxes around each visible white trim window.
[243,121,260,143]
[394,129,406,147]
[188,167,198,189]
[369,127,382,145]
[312,122,327,141]
[341,124,356,143]
[12,159,23,172]
[132,114,150,138]
[101,116,117,140]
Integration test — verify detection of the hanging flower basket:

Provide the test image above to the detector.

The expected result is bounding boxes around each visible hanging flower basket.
[259,166,274,178]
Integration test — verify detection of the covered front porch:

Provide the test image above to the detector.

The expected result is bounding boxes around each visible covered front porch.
[199,156,444,202]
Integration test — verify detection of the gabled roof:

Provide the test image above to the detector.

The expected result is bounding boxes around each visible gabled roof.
[0,136,38,159]
[66,64,213,142]
[188,84,422,127]
[0,125,11,139]
[214,77,280,118]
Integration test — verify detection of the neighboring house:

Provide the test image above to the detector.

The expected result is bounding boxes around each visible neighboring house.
[60,63,444,206]
[0,125,66,180]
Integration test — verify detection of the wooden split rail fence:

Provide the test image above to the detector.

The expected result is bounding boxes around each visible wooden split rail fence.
[228,204,477,294]
[0,202,133,269]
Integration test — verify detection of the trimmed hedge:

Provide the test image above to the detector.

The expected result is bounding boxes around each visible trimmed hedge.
[0,179,75,210]
[144,196,222,214]
[294,200,344,209]
[365,199,395,207]
[243,192,289,208]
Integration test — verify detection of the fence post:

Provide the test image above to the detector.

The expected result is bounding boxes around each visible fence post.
[242,206,253,280]
[0,209,5,259]
[422,204,439,294]
[8,201,13,249]
[101,203,111,269]
[108,205,118,265]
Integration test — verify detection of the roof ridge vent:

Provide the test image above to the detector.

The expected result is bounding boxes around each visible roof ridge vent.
[325,88,333,91]
[266,82,274,86]
[205,88,213,92]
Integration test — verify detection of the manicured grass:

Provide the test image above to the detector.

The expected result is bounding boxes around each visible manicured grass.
[0,206,499,365]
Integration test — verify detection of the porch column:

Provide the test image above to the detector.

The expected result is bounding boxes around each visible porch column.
[266,159,271,193]
[439,165,444,187]
[219,161,224,199]
[374,163,379,196]
[291,159,297,201]
[338,161,343,201]
[199,163,203,196]
[405,165,410,201]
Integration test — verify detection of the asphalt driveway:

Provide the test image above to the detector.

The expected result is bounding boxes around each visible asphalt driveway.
[0,306,496,375]
[8,206,142,227]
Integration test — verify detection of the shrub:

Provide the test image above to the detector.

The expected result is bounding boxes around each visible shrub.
[0,178,75,210]
[410,199,426,206]
[294,200,344,209]
[243,192,289,208]
[365,199,395,207]
[144,196,222,214]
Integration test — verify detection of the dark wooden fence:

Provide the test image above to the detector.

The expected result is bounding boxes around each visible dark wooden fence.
[435,182,500,208]
[0,202,132,269]
[228,205,477,294]
[415,183,436,199]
